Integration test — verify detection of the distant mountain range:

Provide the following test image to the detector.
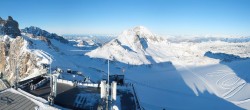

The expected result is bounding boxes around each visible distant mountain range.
[167,36,250,43]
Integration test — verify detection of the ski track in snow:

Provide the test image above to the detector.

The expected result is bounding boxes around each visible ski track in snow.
[178,64,250,106]
[203,69,246,99]
[167,42,250,108]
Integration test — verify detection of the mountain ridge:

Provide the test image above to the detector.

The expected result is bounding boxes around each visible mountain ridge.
[21,26,69,43]
[86,26,169,65]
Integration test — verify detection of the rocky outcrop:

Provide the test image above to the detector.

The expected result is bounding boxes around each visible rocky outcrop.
[0,16,64,85]
[0,17,4,35]
[0,16,21,37]
[0,36,44,85]
[0,40,7,71]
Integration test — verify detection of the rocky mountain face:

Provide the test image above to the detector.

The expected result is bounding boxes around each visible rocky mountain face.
[0,17,49,85]
[0,16,21,37]
[21,26,68,44]
[0,36,45,85]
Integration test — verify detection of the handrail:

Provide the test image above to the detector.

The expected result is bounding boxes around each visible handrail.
[0,79,7,89]
[57,79,98,87]
[131,83,143,110]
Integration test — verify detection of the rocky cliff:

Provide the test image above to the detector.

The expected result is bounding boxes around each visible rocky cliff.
[0,36,45,85]
[0,16,21,37]
[0,16,70,86]
[0,16,48,85]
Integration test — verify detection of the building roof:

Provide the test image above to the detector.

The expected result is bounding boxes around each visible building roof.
[0,89,38,110]
[0,88,59,110]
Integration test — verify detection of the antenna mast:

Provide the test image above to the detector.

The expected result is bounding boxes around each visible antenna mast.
[106,56,110,110]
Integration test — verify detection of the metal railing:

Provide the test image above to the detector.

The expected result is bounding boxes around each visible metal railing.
[131,83,144,110]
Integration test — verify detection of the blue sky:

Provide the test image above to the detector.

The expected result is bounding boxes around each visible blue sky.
[0,0,249,36]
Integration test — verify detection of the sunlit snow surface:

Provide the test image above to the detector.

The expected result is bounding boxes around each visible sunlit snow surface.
[14,27,250,110]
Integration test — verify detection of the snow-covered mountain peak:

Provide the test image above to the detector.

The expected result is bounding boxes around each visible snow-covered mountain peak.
[118,26,166,45]
[118,26,157,41]
[133,26,153,36]
[86,26,169,65]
